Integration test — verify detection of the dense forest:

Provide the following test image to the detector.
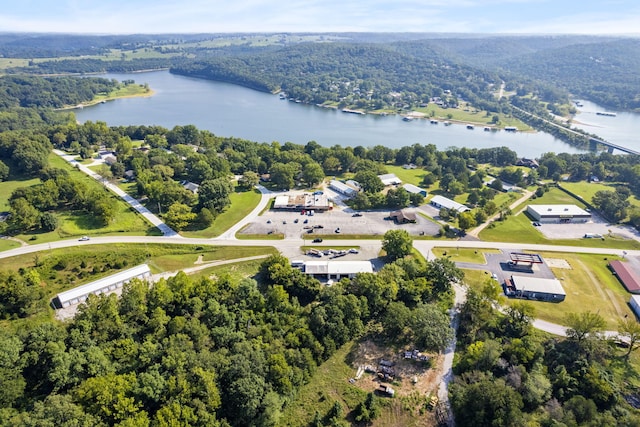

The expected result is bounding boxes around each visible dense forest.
[0,252,460,426]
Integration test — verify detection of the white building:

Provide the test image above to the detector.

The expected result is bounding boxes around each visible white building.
[329,180,358,198]
[303,260,373,280]
[505,275,566,302]
[403,183,428,197]
[52,264,152,309]
[378,173,402,186]
[630,295,640,318]
[430,195,469,213]
[273,193,331,211]
[526,204,591,223]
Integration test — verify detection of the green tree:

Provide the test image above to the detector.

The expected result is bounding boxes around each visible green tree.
[0,160,9,181]
[302,161,325,187]
[617,317,640,359]
[382,229,413,261]
[239,171,259,190]
[164,203,196,231]
[353,392,380,424]
[411,303,453,352]
[457,211,476,231]
[8,198,40,232]
[354,170,384,193]
[198,177,233,213]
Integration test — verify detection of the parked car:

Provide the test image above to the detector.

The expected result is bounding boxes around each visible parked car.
[312,238,323,243]
[313,225,324,229]
[335,228,341,234]
[79,236,90,241]
[267,219,272,224]
[352,213,363,217]
[303,219,309,223]
[294,218,299,223]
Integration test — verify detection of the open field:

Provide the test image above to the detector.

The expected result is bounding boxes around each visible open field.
[182,188,261,238]
[0,176,40,211]
[0,239,21,252]
[385,165,428,186]
[561,181,640,212]
[413,102,531,130]
[432,247,501,264]
[189,258,267,282]
[505,252,632,329]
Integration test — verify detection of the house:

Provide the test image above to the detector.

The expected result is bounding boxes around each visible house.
[516,158,539,168]
[403,183,428,197]
[609,260,640,293]
[103,154,117,166]
[124,170,135,180]
[303,260,373,280]
[181,181,200,194]
[260,173,271,182]
[504,275,566,302]
[345,180,361,191]
[329,180,358,198]
[430,195,469,213]
[526,205,591,224]
[390,209,417,223]
[378,173,402,186]
[52,264,152,309]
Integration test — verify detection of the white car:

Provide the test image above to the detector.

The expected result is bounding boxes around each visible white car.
[79,236,90,241]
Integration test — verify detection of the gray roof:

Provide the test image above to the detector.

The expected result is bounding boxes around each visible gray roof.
[511,275,566,296]
[527,204,590,217]
[403,183,427,194]
[304,260,373,275]
[430,195,468,212]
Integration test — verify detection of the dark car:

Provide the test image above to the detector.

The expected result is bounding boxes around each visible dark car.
[352,213,363,217]
[312,238,323,243]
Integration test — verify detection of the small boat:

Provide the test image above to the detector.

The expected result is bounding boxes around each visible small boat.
[504,126,517,132]
[596,111,617,117]
[466,124,474,130]
[403,116,414,122]
[430,120,439,124]
[443,121,451,126]
[279,93,286,99]
[484,127,491,131]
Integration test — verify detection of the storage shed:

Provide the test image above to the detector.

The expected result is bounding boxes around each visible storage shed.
[52,264,152,309]
[430,195,469,213]
[610,260,640,293]
[403,184,428,197]
[329,180,358,198]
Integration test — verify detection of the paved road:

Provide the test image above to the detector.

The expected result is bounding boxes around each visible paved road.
[53,150,179,237]
[215,185,277,240]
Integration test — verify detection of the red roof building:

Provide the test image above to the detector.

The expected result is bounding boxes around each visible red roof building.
[609,260,640,293]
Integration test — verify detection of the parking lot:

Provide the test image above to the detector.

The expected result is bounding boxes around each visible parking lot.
[238,206,442,239]
[532,210,640,241]
[456,249,557,286]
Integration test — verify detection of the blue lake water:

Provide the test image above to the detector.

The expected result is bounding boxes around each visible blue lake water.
[74,70,638,158]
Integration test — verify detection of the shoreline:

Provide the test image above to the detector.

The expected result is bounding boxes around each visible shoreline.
[58,88,156,111]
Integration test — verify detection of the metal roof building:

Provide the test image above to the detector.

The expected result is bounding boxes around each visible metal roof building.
[403,184,428,197]
[52,264,152,309]
[527,204,591,223]
[630,295,640,318]
[378,173,402,186]
[329,180,358,198]
[303,260,373,280]
[610,260,640,293]
[505,275,566,302]
[430,195,469,213]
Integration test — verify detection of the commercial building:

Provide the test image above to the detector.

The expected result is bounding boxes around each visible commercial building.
[329,180,358,198]
[303,260,373,281]
[52,264,152,309]
[403,184,428,197]
[390,209,417,223]
[504,275,566,302]
[378,173,402,186]
[273,193,332,211]
[609,260,640,293]
[526,204,591,224]
[430,195,469,213]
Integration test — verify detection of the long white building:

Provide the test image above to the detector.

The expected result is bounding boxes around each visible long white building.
[52,264,152,309]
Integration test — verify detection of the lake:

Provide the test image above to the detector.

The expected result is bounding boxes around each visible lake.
[74,70,632,158]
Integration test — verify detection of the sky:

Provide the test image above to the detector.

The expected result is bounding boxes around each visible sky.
[1,0,639,35]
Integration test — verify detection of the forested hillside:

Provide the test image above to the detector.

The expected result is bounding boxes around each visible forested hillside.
[171,42,502,112]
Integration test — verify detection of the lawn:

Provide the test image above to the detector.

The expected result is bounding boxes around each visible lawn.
[189,258,267,282]
[182,189,262,238]
[561,181,640,212]
[0,239,21,252]
[413,102,531,130]
[0,176,40,211]
[386,165,428,187]
[432,247,501,264]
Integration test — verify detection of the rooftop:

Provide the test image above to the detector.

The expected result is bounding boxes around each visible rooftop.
[527,204,590,217]
[510,275,566,296]
[610,260,640,293]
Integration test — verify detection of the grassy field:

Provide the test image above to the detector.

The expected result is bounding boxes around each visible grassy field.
[0,176,40,211]
[147,245,276,273]
[432,247,501,264]
[189,258,267,282]
[182,188,262,238]
[385,165,428,186]
[413,102,531,130]
[462,251,633,330]
[281,342,367,427]
[0,239,21,252]
[561,181,640,211]
[508,252,632,329]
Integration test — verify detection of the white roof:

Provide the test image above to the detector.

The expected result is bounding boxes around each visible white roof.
[403,183,427,194]
[304,260,373,275]
[56,264,151,304]
[274,195,290,208]
[527,204,590,217]
[511,275,566,296]
[329,180,357,194]
[378,173,402,186]
[430,195,468,212]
